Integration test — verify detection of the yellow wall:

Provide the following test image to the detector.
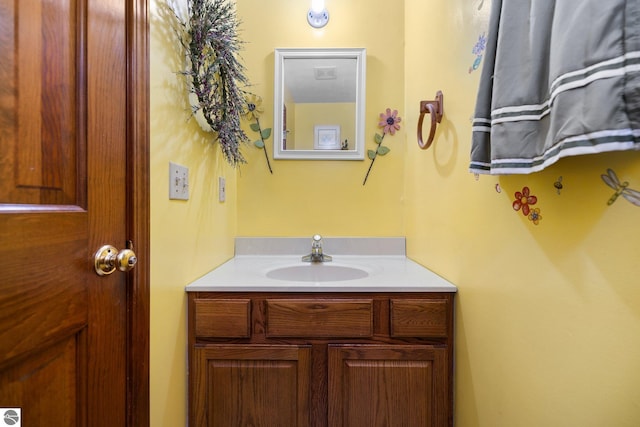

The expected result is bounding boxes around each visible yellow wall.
[149,0,640,425]
[235,0,405,237]
[149,1,237,425]
[404,1,640,426]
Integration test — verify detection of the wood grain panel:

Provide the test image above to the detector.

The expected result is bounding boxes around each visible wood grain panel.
[1,0,82,206]
[0,334,83,426]
[0,211,87,368]
[328,345,448,427]
[391,299,449,337]
[266,299,373,337]
[194,299,250,338]
[194,345,311,427]
[0,0,18,200]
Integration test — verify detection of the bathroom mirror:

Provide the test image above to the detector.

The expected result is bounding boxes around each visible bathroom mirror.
[273,48,366,160]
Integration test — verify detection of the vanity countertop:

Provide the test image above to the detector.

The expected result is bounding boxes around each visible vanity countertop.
[186,237,457,293]
[186,256,457,293]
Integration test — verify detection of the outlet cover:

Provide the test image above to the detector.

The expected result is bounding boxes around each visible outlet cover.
[169,162,189,200]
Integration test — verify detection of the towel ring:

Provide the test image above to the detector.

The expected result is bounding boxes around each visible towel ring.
[417,91,444,150]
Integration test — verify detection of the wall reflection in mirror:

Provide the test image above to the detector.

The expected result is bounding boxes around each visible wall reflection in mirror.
[273,48,366,160]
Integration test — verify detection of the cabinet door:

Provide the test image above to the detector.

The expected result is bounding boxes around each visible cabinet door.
[328,345,449,427]
[191,345,311,427]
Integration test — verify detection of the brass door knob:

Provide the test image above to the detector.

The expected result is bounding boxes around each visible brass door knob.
[94,244,138,276]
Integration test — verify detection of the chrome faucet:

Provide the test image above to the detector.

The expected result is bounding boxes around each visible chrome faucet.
[302,234,332,262]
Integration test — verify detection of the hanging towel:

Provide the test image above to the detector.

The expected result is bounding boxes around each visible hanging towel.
[470,0,640,175]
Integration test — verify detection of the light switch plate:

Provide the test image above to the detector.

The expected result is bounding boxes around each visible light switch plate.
[218,176,226,202]
[169,162,189,200]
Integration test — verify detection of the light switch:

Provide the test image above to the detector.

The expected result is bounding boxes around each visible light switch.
[218,176,226,202]
[169,162,189,200]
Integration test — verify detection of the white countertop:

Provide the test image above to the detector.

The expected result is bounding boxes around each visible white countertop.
[185,255,457,293]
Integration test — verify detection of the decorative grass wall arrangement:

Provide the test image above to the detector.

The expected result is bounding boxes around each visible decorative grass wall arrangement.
[171,0,250,167]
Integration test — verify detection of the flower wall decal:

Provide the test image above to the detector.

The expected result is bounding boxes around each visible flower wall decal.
[512,186,542,225]
[512,186,537,216]
[244,94,264,121]
[380,108,402,135]
[363,108,401,185]
[528,208,542,225]
[244,94,273,174]
[171,0,250,167]
[469,32,486,73]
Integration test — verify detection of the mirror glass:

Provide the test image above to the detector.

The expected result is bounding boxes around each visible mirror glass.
[273,48,366,160]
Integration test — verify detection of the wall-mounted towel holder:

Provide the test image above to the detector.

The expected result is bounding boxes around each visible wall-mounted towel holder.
[417,90,444,150]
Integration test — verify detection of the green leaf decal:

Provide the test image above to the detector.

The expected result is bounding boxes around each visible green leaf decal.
[254,140,265,148]
[362,107,402,185]
[250,123,260,132]
[377,146,390,155]
[261,128,272,139]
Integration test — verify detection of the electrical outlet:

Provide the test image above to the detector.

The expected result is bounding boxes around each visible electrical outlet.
[218,176,226,202]
[169,162,189,200]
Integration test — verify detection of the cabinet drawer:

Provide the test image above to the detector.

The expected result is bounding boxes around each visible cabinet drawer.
[194,299,251,338]
[390,299,449,337]
[266,299,373,337]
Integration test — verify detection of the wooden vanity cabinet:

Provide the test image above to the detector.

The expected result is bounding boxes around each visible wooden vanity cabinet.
[188,292,454,427]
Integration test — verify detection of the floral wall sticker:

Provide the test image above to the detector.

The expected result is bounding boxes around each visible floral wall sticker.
[363,108,402,185]
[244,94,273,174]
[601,168,640,206]
[513,186,542,225]
[469,32,487,73]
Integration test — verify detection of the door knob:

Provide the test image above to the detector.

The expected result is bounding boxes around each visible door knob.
[94,243,138,276]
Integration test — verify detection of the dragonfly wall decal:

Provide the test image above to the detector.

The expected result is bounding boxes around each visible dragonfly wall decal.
[600,168,640,206]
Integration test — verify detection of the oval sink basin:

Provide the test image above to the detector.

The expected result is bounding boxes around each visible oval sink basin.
[266,264,369,282]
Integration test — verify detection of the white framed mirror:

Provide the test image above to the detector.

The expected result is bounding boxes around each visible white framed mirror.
[273,48,366,160]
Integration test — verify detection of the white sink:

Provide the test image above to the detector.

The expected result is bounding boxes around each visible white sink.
[185,238,458,292]
[266,264,369,282]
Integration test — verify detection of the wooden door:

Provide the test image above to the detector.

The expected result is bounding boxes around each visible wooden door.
[328,345,449,427]
[0,0,149,426]
[192,345,311,427]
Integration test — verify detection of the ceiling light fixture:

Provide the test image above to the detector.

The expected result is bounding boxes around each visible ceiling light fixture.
[307,0,329,28]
